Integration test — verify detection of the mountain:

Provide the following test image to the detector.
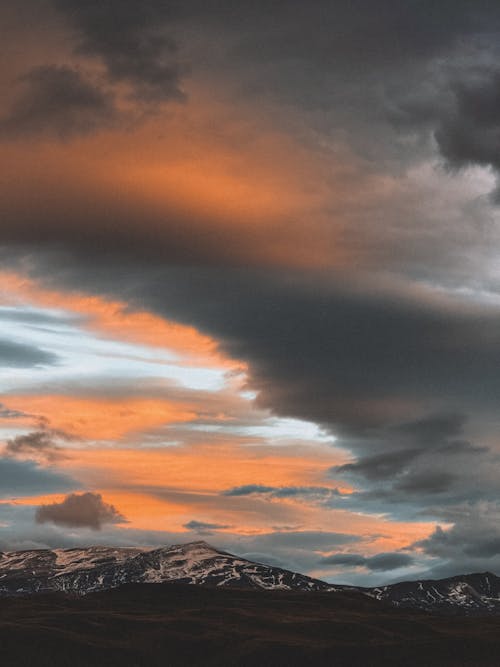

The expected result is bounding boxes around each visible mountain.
[0,540,334,596]
[365,571,500,614]
[2,540,500,615]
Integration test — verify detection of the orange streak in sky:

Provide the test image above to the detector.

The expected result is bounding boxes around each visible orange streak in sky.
[59,443,343,491]
[0,270,243,369]
[6,395,197,440]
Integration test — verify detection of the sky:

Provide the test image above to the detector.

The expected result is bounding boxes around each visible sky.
[1,1,500,586]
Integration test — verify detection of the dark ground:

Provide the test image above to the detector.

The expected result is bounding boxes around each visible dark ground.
[1,583,500,666]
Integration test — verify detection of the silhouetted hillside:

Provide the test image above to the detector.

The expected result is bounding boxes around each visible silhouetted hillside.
[2,583,500,666]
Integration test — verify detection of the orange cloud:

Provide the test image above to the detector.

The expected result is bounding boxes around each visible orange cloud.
[6,395,197,440]
[0,270,241,369]
[0,80,370,270]
[60,442,343,491]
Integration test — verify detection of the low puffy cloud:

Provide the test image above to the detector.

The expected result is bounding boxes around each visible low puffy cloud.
[35,492,127,530]
[0,65,117,140]
[320,551,414,572]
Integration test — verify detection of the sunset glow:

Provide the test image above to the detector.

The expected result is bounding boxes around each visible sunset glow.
[2,0,500,589]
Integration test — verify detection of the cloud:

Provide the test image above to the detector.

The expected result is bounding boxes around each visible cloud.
[4,431,68,463]
[335,450,421,482]
[130,271,500,435]
[223,485,275,496]
[0,458,76,498]
[221,530,363,576]
[35,492,126,530]
[320,551,414,572]
[434,68,500,175]
[394,471,455,495]
[223,484,341,500]
[389,64,500,198]
[54,0,185,101]
[325,412,499,523]
[0,65,117,139]
[0,403,27,419]
[0,339,58,367]
[183,520,230,534]
[409,505,500,579]
[247,530,360,550]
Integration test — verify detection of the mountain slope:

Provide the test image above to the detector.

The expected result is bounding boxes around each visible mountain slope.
[2,541,500,614]
[0,541,334,596]
[366,571,500,613]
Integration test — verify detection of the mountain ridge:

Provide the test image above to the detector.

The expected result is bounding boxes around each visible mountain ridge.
[2,540,500,613]
[0,540,335,596]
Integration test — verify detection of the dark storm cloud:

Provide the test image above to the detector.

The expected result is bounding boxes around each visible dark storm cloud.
[335,450,421,482]
[408,507,500,579]
[435,69,500,175]
[320,551,414,572]
[0,65,116,139]
[131,270,500,433]
[0,458,76,497]
[5,431,68,463]
[333,414,488,495]
[394,471,455,494]
[326,411,498,520]
[36,492,126,529]
[53,0,184,101]
[389,63,500,197]
[0,339,58,367]
[396,413,466,444]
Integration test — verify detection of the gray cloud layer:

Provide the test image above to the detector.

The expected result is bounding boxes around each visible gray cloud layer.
[0,339,58,367]
[0,65,117,139]
[54,0,185,101]
[0,458,76,498]
[320,551,414,572]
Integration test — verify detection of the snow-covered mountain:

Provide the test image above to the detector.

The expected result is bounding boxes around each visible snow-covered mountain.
[365,572,500,613]
[0,541,334,596]
[2,541,500,614]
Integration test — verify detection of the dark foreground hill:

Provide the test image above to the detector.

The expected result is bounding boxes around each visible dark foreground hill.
[2,583,500,667]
